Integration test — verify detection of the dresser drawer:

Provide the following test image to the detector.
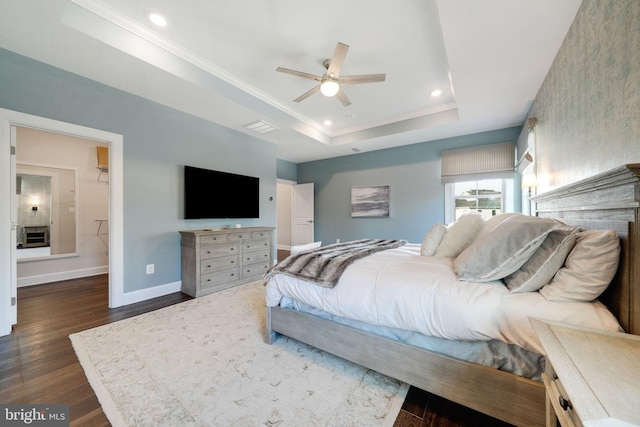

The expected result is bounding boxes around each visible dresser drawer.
[228,232,251,241]
[244,250,270,264]
[200,234,229,244]
[201,255,238,274]
[200,243,239,259]
[251,230,272,239]
[242,261,270,278]
[243,239,270,252]
[201,268,240,289]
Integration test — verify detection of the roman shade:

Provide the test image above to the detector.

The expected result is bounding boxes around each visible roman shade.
[441,141,515,183]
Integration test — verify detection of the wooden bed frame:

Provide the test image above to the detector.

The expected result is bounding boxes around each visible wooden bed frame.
[265,164,640,427]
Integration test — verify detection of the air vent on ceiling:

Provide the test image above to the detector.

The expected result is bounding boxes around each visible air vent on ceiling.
[244,120,279,134]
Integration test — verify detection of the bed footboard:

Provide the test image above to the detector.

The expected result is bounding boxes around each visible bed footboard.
[265,305,545,427]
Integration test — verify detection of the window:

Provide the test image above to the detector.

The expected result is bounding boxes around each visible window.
[445,178,514,223]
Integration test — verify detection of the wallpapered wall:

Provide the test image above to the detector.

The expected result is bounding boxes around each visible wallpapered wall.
[529,0,640,191]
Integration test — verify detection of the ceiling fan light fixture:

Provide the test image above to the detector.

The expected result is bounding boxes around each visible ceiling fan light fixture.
[320,80,340,97]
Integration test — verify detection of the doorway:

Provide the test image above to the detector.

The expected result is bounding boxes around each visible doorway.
[15,127,108,284]
[0,108,124,336]
[276,180,315,251]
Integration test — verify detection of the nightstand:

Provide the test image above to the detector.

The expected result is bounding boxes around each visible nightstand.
[532,319,640,427]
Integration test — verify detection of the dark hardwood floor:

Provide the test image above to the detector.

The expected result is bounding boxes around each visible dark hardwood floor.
[1,261,512,426]
[0,275,192,426]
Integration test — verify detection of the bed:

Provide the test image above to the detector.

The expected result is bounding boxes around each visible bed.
[263,164,640,427]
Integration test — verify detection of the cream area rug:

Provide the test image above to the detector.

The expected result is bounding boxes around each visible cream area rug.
[70,281,408,426]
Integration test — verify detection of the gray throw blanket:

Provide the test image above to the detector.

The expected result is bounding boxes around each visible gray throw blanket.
[265,239,407,288]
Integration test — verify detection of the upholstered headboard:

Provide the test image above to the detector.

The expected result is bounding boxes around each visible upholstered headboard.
[532,164,640,335]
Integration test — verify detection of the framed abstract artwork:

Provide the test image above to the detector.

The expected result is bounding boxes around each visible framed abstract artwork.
[351,185,390,217]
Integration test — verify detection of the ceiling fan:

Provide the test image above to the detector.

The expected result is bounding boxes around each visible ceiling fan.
[276,42,386,107]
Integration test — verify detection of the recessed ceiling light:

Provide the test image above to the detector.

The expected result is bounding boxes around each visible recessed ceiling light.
[430,89,442,97]
[324,120,332,126]
[148,13,167,27]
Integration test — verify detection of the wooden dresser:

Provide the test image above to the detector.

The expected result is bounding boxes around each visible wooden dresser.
[532,319,640,427]
[179,227,274,297]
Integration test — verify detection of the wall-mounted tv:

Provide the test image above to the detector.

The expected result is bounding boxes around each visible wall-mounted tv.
[184,166,259,219]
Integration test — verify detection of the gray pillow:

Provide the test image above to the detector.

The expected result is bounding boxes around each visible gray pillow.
[504,226,580,293]
[454,215,565,282]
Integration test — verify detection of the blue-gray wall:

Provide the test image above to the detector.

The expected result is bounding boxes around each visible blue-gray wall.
[276,158,297,181]
[298,127,521,245]
[0,48,277,293]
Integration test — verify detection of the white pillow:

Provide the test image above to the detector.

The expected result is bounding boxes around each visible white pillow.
[540,230,620,302]
[454,215,565,282]
[421,223,447,256]
[290,241,322,255]
[434,214,485,258]
[504,226,580,293]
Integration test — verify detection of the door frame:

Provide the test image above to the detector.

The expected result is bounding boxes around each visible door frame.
[0,108,124,336]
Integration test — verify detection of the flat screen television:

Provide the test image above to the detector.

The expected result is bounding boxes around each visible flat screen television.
[184,166,259,219]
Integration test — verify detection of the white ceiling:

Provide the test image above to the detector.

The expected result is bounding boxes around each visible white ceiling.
[0,0,582,163]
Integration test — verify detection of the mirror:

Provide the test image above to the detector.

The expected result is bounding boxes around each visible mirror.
[16,164,76,260]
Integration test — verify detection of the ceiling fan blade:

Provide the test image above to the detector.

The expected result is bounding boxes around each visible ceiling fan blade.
[326,42,349,77]
[293,85,321,102]
[340,73,386,85]
[335,89,351,107]
[276,67,322,82]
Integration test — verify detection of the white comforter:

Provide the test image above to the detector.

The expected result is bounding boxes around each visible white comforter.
[265,244,622,354]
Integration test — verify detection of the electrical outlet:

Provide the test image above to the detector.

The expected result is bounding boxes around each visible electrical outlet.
[146,264,154,274]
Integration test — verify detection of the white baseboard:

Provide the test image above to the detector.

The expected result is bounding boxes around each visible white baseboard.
[17,266,109,287]
[121,280,182,306]
[277,244,292,250]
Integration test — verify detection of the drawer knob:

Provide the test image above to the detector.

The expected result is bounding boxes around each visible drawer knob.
[207,265,211,268]
[559,396,572,411]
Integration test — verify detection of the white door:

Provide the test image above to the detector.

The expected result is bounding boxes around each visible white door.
[292,183,314,245]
